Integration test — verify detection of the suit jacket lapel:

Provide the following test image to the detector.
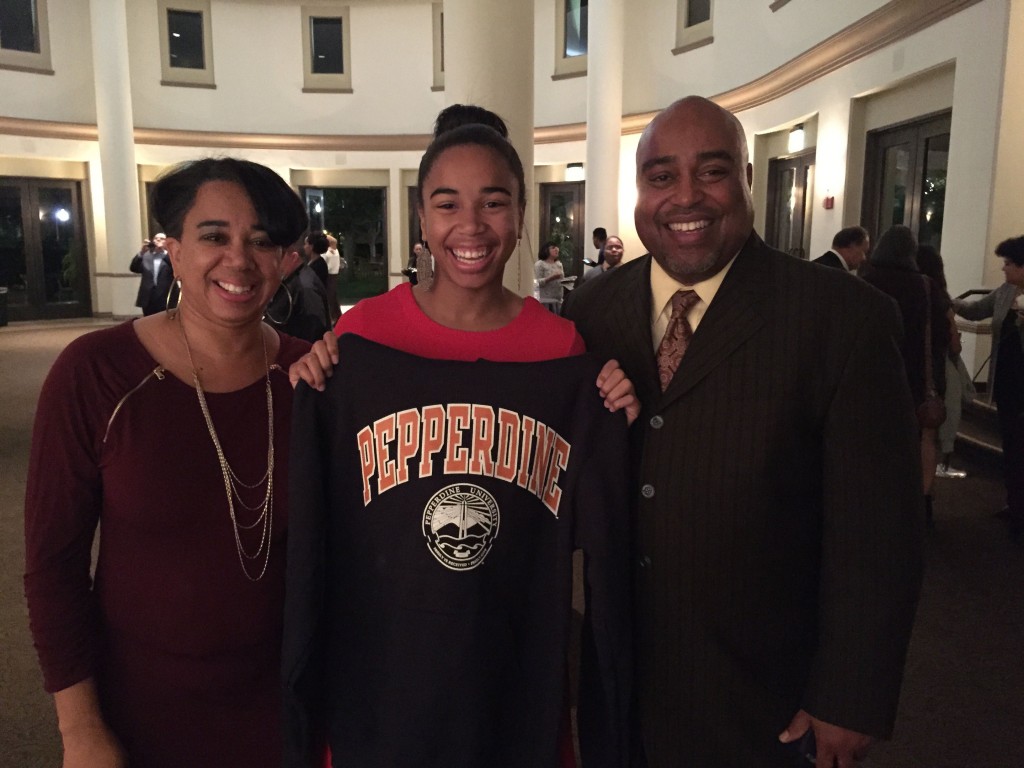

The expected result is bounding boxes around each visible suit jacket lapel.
[609,258,662,408]
[658,235,769,407]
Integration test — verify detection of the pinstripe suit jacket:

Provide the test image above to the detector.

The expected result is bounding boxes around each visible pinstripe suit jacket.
[564,233,924,767]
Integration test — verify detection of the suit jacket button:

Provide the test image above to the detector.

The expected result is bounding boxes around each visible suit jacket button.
[641,484,655,499]
[650,415,664,429]
[639,555,652,569]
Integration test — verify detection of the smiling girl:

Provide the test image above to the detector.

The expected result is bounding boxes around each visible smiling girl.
[283,109,634,768]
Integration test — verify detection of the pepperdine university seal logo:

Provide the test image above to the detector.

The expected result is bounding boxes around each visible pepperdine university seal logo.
[423,483,499,571]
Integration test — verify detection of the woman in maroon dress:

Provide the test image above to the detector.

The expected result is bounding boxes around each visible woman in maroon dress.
[24,159,309,767]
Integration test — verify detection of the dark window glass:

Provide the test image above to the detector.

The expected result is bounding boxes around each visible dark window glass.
[0,0,40,53]
[311,16,343,74]
[687,0,711,27]
[918,133,948,249]
[168,9,205,70]
[564,0,588,58]
[863,112,951,250]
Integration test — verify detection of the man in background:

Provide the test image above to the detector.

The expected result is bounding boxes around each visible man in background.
[813,226,871,273]
[130,233,174,316]
[304,231,330,288]
[264,241,331,343]
[592,227,608,266]
[323,234,343,323]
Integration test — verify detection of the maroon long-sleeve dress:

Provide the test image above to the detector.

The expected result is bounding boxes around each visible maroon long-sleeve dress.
[24,321,308,768]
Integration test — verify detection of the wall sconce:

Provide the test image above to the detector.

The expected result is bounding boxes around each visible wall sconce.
[565,162,585,182]
[787,123,805,154]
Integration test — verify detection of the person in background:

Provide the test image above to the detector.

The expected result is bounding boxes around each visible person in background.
[264,239,332,344]
[24,158,310,767]
[323,234,343,323]
[304,230,330,288]
[564,95,922,767]
[863,225,949,527]
[130,233,175,316]
[955,235,1024,540]
[582,234,624,285]
[592,227,608,265]
[813,226,871,273]
[402,241,424,286]
[534,241,565,313]
[917,244,973,479]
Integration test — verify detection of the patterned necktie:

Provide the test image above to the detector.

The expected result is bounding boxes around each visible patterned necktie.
[656,289,700,392]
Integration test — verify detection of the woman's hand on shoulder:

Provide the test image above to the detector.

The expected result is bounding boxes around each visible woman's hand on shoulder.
[597,359,640,426]
[288,331,340,391]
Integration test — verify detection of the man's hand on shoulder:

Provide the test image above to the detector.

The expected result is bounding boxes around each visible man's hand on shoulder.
[780,709,873,767]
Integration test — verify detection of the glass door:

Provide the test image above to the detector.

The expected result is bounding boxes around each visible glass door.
[539,181,586,278]
[765,150,815,259]
[0,178,90,321]
[302,185,389,303]
[863,112,951,250]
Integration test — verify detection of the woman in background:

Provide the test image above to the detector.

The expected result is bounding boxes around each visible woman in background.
[917,244,973,479]
[535,241,566,313]
[24,158,309,767]
[863,225,948,526]
[955,236,1024,540]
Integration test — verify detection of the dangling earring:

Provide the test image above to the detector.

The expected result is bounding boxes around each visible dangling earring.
[263,282,294,326]
[165,279,181,313]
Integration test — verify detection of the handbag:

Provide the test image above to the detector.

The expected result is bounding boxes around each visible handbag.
[917,276,947,429]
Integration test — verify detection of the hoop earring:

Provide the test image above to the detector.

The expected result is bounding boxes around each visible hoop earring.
[165,279,181,312]
[263,282,294,326]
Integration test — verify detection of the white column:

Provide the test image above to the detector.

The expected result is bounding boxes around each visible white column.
[441,0,535,296]
[585,0,625,249]
[89,0,143,316]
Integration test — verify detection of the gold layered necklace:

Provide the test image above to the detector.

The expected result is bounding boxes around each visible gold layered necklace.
[175,310,275,582]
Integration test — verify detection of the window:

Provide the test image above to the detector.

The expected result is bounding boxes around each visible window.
[674,0,713,55]
[301,5,351,92]
[0,0,52,74]
[158,0,215,87]
[168,10,205,69]
[431,3,444,91]
[553,0,587,79]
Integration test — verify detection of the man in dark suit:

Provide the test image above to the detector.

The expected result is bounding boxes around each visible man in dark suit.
[130,233,175,316]
[304,230,330,287]
[564,96,923,767]
[813,225,870,272]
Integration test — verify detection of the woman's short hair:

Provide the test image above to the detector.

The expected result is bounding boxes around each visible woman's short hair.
[538,241,557,261]
[996,236,1024,267]
[150,158,307,247]
[418,108,525,210]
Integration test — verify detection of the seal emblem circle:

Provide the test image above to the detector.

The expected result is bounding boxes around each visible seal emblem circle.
[422,483,500,571]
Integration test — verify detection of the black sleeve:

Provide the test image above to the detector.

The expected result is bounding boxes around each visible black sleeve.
[282,383,331,767]
[129,252,144,273]
[573,408,634,768]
